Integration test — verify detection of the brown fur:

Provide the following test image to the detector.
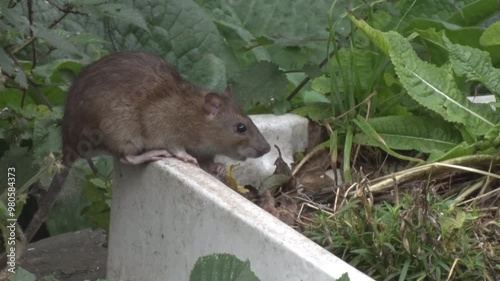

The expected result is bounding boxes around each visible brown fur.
[62,52,270,166]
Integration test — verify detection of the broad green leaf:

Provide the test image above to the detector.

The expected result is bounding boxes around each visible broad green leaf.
[303,91,330,104]
[33,59,83,82]
[232,61,288,107]
[386,31,500,136]
[195,0,340,69]
[311,75,330,94]
[190,253,260,281]
[406,18,500,64]
[186,54,227,92]
[353,116,463,153]
[95,3,149,32]
[353,116,424,163]
[480,21,500,47]
[348,15,391,54]
[330,48,377,91]
[447,0,499,26]
[107,0,226,77]
[396,0,476,23]
[427,142,475,162]
[446,37,500,96]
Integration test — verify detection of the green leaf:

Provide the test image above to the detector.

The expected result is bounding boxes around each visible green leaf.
[303,63,323,79]
[348,15,391,55]
[426,142,475,162]
[190,253,260,281]
[186,54,227,92]
[90,178,107,189]
[445,37,500,96]
[32,122,62,161]
[353,116,424,163]
[311,75,330,94]
[33,59,83,81]
[108,0,225,74]
[447,0,499,26]
[386,31,500,136]
[336,272,352,281]
[232,61,288,107]
[0,48,28,89]
[31,25,82,56]
[480,21,500,47]
[292,103,331,122]
[303,91,330,104]
[353,116,463,153]
[96,4,149,33]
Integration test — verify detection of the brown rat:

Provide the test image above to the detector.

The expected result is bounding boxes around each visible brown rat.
[62,51,271,173]
[23,51,270,244]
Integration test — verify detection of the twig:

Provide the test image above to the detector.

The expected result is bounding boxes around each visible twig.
[286,47,339,101]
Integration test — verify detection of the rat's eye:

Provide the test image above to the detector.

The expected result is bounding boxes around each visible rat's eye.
[236,123,247,133]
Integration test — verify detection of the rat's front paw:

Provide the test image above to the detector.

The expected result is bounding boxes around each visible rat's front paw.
[208,162,226,177]
[173,151,199,166]
[121,150,172,164]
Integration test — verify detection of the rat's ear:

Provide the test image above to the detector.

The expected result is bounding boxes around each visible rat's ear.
[204,93,223,118]
[222,85,232,99]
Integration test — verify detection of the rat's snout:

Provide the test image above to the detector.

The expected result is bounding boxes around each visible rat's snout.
[249,132,271,158]
[255,136,271,157]
[236,132,270,160]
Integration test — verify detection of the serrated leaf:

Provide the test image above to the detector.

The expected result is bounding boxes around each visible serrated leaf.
[386,31,500,136]
[353,116,463,153]
[445,37,500,96]
[348,15,391,54]
[480,21,500,47]
[233,61,288,107]
[271,100,291,115]
[190,253,260,281]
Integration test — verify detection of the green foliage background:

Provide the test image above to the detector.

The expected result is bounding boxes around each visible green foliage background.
[0,0,499,279]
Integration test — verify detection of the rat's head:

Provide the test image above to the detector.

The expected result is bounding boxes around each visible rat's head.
[202,86,271,161]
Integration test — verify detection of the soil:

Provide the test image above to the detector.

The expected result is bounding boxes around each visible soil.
[9,228,107,281]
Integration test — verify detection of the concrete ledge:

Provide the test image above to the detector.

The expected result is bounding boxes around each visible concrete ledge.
[107,114,373,281]
[107,160,372,281]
